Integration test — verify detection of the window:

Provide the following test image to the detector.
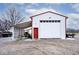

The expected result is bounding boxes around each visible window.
[40,20,60,23]
[49,20,51,22]
[40,20,42,22]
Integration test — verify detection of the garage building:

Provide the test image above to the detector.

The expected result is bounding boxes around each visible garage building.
[30,11,68,40]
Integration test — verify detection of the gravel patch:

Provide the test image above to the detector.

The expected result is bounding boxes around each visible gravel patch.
[0,39,79,55]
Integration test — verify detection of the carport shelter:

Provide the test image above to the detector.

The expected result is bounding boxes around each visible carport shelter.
[9,21,32,40]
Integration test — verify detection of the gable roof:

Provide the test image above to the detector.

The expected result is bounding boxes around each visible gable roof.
[30,11,68,18]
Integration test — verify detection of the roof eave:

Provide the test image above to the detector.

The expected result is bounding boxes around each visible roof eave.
[30,11,68,18]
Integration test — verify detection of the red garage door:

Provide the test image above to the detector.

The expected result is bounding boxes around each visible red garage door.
[34,28,38,39]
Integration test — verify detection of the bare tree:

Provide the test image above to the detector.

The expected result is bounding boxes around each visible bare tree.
[3,20,11,31]
[1,7,25,31]
[0,20,4,31]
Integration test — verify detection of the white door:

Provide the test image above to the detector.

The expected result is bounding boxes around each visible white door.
[39,20,61,38]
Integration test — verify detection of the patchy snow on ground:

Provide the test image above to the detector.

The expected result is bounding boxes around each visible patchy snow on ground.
[0,37,12,43]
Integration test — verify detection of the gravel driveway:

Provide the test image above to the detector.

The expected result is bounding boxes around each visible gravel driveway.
[0,39,79,55]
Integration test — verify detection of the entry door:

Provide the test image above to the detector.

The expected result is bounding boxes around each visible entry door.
[34,28,38,39]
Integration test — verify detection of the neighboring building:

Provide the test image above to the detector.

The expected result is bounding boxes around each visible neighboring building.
[9,21,32,40]
[10,11,68,40]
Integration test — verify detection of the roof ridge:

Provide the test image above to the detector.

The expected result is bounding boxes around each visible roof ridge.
[30,11,68,18]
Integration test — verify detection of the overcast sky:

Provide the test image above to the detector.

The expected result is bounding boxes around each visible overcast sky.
[0,3,79,29]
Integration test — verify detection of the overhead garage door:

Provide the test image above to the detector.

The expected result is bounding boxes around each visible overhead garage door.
[39,20,61,38]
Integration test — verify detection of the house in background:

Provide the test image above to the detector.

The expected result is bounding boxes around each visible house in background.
[10,11,68,40]
[9,21,32,40]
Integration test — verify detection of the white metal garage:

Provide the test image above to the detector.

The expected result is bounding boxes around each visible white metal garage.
[31,11,68,40]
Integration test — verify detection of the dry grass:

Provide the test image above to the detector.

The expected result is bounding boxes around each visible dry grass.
[0,39,79,55]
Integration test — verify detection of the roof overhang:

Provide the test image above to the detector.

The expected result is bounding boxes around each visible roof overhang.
[14,21,32,29]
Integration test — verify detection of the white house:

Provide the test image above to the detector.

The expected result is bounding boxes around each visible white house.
[10,11,68,40]
[9,21,32,40]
